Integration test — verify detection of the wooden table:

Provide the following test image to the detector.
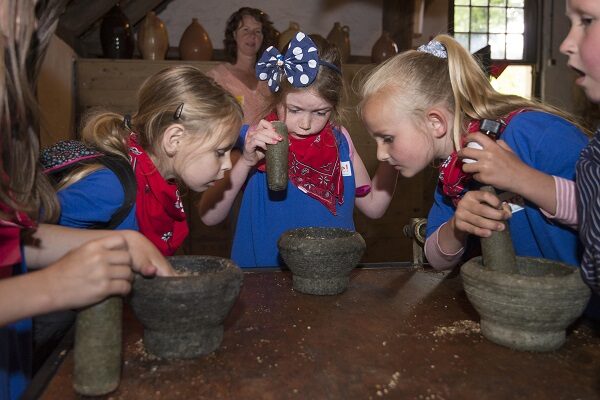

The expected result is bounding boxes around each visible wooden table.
[31,265,600,399]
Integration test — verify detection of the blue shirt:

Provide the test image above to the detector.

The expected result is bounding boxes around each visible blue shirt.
[58,168,137,230]
[427,111,588,267]
[232,126,356,267]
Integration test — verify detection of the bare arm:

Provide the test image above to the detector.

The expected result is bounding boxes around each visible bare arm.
[24,224,175,276]
[1,235,134,326]
[199,120,282,225]
[460,134,557,214]
[350,138,398,218]
[199,150,253,225]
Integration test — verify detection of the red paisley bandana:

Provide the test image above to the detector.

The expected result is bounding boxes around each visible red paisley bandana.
[260,113,344,214]
[438,109,529,206]
[128,135,188,256]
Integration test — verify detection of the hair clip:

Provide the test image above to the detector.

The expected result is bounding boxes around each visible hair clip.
[256,31,340,93]
[123,114,132,131]
[417,40,447,59]
[174,103,184,120]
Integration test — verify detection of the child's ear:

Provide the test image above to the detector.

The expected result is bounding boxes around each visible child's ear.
[162,124,185,156]
[425,108,450,139]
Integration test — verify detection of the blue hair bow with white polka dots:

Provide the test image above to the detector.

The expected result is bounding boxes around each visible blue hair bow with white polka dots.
[256,32,325,93]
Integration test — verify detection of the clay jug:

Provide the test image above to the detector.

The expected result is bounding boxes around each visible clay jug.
[278,21,300,51]
[371,31,398,64]
[138,12,169,60]
[100,4,134,59]
[179,18,213,61]
[326,22,350,63]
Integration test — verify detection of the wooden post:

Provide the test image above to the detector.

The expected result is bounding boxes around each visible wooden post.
[382,0,416,52]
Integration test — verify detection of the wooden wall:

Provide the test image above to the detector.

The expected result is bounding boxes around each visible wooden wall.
[75,59,437,263]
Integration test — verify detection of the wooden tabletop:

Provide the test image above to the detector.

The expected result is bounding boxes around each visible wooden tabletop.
[34,266,600,399]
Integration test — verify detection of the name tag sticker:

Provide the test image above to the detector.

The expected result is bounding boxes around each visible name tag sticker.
[341,161,352,177]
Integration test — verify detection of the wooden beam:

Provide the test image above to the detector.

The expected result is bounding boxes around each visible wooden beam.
[57,0,115,37]
[77,0,175,58]
[122,0,174,26]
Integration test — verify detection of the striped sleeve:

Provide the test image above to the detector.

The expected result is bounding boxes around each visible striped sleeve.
[540,176,578,229]
[424,222,465,270]
[576,130,600,293]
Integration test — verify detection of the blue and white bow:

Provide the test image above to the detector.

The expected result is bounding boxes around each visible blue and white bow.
[256,32,320,93]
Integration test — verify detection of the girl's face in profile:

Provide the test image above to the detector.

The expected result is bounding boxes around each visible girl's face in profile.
[234,15,263,58]
[361,93,439,178]
[173,133,236,192]
[560,0,600,102]
[277,89,333,139]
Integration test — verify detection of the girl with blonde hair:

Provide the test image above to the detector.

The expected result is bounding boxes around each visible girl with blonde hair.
[359,34,589,271]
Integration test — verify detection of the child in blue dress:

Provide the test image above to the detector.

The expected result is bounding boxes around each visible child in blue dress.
[358,34,589,272]
[200,33,398,267]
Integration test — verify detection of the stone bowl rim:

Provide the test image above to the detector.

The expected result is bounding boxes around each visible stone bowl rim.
[278,227,366,253]
[133,255,242,286]
[461,256,590,291]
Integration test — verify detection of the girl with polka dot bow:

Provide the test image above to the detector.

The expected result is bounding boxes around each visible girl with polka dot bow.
[200,32,398,268]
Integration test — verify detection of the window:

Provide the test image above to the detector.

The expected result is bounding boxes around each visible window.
[450,0,538,97]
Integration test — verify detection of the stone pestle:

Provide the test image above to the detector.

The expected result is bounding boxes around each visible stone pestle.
[479,185,518,274]
[73,297,122,396]
[266,121,289,191]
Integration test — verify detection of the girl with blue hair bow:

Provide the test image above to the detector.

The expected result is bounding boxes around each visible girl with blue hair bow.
[200,32,398,268]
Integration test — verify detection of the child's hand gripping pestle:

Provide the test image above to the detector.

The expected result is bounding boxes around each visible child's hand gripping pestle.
[479,185,518,274]
[266,121,289,191]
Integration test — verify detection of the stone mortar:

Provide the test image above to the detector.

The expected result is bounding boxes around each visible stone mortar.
[278,227,366,295]
[130,255,243,359]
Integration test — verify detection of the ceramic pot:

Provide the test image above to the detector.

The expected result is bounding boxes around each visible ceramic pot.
[179,18,213,61]
[461,256,590,352]
[130,256,243,359]
[278,21,300,51]
[371,32,398,64]
[100,4,134,59]
[326,22,350,63]
[138,11,169,60]
[278,227,365,295]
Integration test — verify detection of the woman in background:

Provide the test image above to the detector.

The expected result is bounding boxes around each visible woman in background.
[206,7,277,125]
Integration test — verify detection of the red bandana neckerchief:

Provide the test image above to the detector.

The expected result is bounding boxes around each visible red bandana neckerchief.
[0,172,36,278]
[438,109,529,206]
[259,113,344,214]
[128,135,188,256]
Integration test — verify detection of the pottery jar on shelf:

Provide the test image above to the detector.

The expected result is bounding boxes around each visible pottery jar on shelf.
[179,18,213,61]
[100,4,134,59]
[326,22,350,63]
[278,21,300,51]
[371,31,398,64]
[138,11,169,60]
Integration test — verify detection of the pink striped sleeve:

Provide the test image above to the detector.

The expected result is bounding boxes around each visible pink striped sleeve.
[540,176,578,229]
[424,222,465,270]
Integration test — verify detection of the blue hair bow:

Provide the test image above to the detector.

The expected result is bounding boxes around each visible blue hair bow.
[256,32,328,93]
